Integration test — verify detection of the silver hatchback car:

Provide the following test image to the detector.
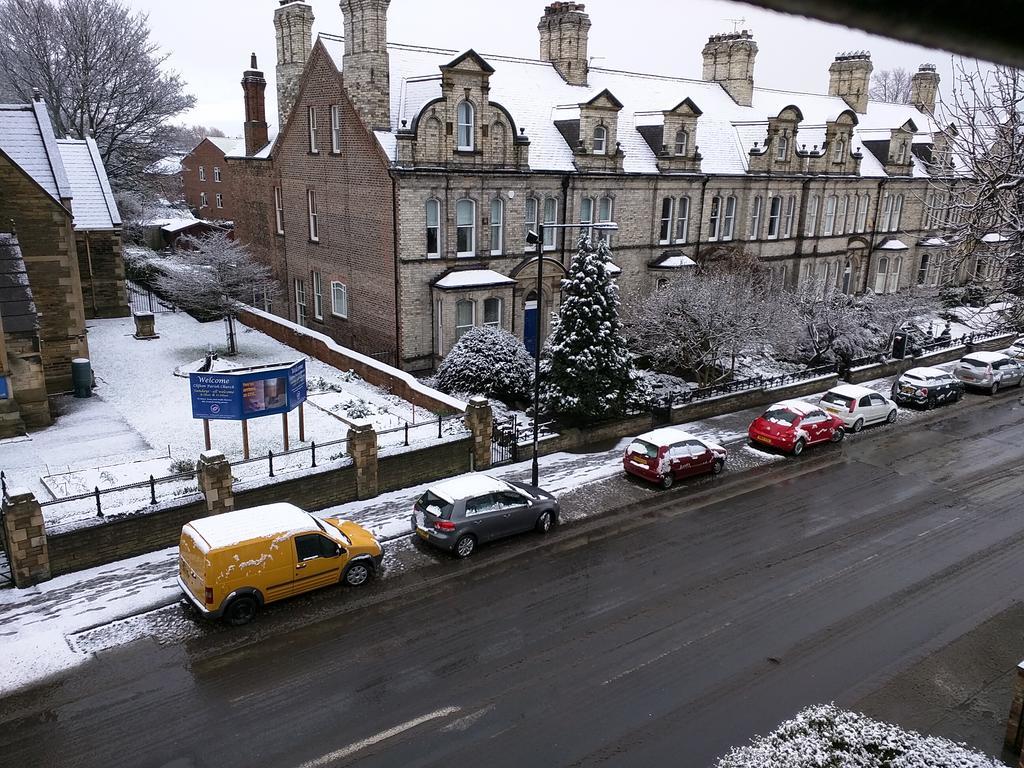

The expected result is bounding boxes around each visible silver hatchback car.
[953,351,1024,394]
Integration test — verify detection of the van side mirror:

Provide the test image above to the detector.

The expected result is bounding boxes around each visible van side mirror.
[334,544,343,558]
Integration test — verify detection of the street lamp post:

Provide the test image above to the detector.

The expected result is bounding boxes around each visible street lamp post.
[525,221,618,488]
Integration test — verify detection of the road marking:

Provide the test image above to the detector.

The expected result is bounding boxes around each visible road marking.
[602,622,733,686]
[918,517,962,538]
[441,703,495,732]
[297,706,461,767]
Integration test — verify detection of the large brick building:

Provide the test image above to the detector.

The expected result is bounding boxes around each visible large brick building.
[182,136,247,221]
[230,0,975,372]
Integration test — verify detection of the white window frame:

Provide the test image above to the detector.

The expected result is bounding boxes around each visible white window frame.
[593,125,608,155]
[891,194,904,231]
[198,165,206,182]
[856,193,869,233]
[330,105,342,153]
[294,278,307,327]
[307,189,319,242]
[675,196,690,243]
[542,198,557,250]
[708,196,722,241]
[836,195,848,235]
[775,135,789,161]
[749,195,763,240]
[659,197,674,244]
[805,195,819,237]
[490,198,504,256]
[200,192,208,208]
[456,198,476,257]
[832,137,845,163]
[213,166,221,183]
[579,196,595,240]
[426,199,441,258]
[455,299,475,339]
[457,101,475,151]
[767,196,782,240]
[597,196,613,244]
[331,281,348,319]
[274,187,284,235]
[722,196,737,241]
[483,297,502,329]
[215,193,223,209]
[823,195,837,236]
[308,106,318,153]
[784,195,796,238]
[524,197,539,251]
[311,270,323,320]
[675,129,689,156]
[917,254,930,286]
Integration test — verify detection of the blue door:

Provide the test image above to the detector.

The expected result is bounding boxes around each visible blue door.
[524,296,539,357]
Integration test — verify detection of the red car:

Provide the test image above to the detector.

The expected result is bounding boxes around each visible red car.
[623,427,727,489]
[748,400,845,456]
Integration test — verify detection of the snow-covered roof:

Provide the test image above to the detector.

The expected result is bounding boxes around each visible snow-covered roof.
[186,503,317,549]
[0,101,73,204]
[771,399,821,415]
[161,219,209,234]
[225,134,279,160]
[961,350,1010,364]
[205,136,246,156]
[428,473,511,503]
[606,260,622,276]
[919,237,948,247]
[876,238,909,251]
[981,232,1010,243]
[904,366,951,378]
[634,427,699,446]
[433,269,517,290]
[317,35,936,178]
[651,253,697,269]
[826,383,878,400]
[56,138,121,230]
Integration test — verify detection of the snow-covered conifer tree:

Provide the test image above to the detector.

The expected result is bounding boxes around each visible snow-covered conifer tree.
[540,233,649,422]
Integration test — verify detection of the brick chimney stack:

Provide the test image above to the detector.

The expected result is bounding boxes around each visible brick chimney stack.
[242,53,269,156]
[702,31,758,107]
[828,51,873,114]
[539,2,592,87]
[910,63,940,113]
[275,0,315,130]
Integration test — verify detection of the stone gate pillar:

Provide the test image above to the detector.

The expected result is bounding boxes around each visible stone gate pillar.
[465,396,493,471]
[2,488,51,587]
[197,450,234,517]
[348,424,379,500]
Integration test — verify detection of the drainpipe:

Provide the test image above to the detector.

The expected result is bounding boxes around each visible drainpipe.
[391,172,402,368]
[692,176,710,265]
[863,179,888,293]
[794,177,813,258]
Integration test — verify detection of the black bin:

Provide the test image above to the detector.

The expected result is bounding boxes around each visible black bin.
[892,333,908,360]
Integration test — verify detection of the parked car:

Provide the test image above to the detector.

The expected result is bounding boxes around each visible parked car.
[177,503,383,626]
[748,400,845,455]
[411,474,559,558]
[891,367,963,408]
[1006,338,1024,362]
[818,384,898,433]
[953,351,1024,394]
[623,427,727,489]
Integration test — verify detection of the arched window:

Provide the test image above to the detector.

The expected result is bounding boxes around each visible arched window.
[783,195,797,238]
[425,199,441,258]
[842,257,854,295]
[543,198,558,249]
[767,196,783,239]
[805,195,820,237]
[456,198,476,256]
[823,195,838,236]
[856,193,870,233]
[836,195,848,235]
[775,135,789,161]
[891,194,904,231]
[749,195,763,240]
[674,129,689,156]
[675,196,690,243]
[832,137,845,163]
[483,297,502,328]
[597,196,613,244]
[579,196,595,238]
[874,257,891,293]
[659,197,674,243]
[490,198,504,255]
[457,101,475,151]
[524,196,539,250]
[455,300,475,339]
[708,196,722,240]
[593,125,608,155]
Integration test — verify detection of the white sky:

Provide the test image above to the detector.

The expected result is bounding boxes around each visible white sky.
[128,0,964,137]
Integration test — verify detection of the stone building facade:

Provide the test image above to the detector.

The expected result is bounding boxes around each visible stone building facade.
[230,1,969,373]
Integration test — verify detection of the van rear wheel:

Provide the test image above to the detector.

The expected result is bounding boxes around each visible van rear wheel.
[224,595,258,626]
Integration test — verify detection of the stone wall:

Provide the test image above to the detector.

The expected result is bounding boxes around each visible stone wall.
[76,230,130,319]
[668,374,841,425]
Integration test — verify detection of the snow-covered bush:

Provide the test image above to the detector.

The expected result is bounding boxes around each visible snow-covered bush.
[345,398,377,420]
[435,327,534,403]
[716,704,1003,768]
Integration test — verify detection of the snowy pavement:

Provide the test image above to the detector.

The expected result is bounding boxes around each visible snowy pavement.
[0,357,991,697]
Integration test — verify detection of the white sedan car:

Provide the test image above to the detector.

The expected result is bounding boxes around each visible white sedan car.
[818,384,898,432]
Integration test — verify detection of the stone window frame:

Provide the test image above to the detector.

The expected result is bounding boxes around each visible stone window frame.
[675,196,690,244]
[483,297,502,329]
[874,255,902,294]
[783,195,797,238]
[836,195,848,235]
[426,198,442,259]
[593,124,608,155]
[579,195,595,239]
[455,299,476,339]
[456,197,477,257]
[823,195,838,236]
[805,194,820,237]
[674,129,689,156]
[597,195,614,245]
[524,195,540,252]
[490,197,504,256]
[331,281,349,319]
[749,195,763,240]
[855,193,870,233]
[542,197,558,251]
[708,195,722,241]
[457,100,476,152]
[775,135,789,161]
[659,197,675,245]
[767,196,783,240]
[721,195,737,241]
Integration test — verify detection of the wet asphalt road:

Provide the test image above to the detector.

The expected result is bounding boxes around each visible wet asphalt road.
[2,388,1024,768]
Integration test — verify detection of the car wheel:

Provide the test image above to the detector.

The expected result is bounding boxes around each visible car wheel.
[343,561,371,587]
[224,595,258,627]
[886,408,898,424]
[852,418,865,433]
[454,534,476,559]
[712,458,725,475]
[660,473,674,489]
[926,396,937,410]
[536,510,554,533]
[990,382,1000,395]
[831,428,845,443]
[792,439,805,456]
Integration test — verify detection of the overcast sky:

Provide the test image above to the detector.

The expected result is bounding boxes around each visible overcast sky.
[128,0,963,136]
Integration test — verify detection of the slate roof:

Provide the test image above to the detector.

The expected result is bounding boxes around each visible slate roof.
[0,101,72,203]
[56,138,121,230]
[0,233,39,335]
[313,35,937,178]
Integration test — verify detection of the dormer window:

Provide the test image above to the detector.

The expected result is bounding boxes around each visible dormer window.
[775,135,789,161]
[457,101,475,151]
[593,125,608,155]
[674,129,689,156]
[832,137,846,163]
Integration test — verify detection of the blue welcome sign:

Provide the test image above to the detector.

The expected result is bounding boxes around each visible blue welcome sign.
[0,376,8,400]
[189,360,307,421]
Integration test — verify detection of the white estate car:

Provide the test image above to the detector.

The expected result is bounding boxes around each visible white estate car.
[818,384,898,432]
[953,351,1024,394]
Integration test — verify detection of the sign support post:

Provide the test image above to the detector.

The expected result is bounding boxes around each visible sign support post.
[241,419,250,460]
[282,412,290,451]
[203,419,211,451]
[299,402,306,443]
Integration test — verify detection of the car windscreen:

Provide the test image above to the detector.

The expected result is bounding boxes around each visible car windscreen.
[960,358,989,368]
[415,491,453,519]
[627,440,659,458]
[763,408,798,425]
[821,392,855,408]
[313,517,352,546]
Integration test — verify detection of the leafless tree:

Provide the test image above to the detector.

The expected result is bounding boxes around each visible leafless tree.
[156,232,279,355]
[870,67,913,103]
[165,124,228,154]
[0,0,195,187]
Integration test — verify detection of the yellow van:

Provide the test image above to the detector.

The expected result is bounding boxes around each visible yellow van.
[177,502,383,625]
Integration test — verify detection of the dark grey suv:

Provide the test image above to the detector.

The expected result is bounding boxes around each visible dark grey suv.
[411,474,560,558]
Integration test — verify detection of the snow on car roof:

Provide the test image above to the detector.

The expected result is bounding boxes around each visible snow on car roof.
[904,366,950,378]
[961,350,1008,364]
[429,473,511,503]
[634,427,698,446]
[771,399,821,415]
[827,384,877,399]
[187,503,317,549]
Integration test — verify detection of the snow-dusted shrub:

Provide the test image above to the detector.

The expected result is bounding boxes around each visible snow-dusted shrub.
[168,458,195,475]
[435,327,534,403]
[716,704,1003,768]
[345,398,377,419]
